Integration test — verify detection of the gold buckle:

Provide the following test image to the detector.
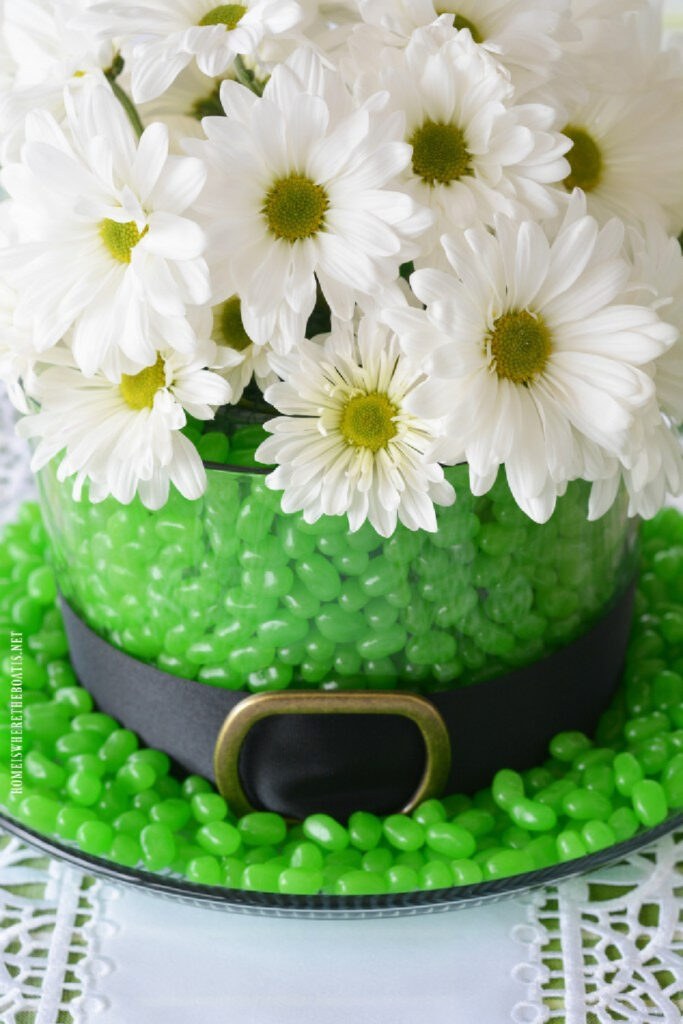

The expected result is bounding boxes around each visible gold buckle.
[213,690,452,819]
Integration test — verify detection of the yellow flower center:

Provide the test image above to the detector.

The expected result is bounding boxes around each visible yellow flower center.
[198,4,247,28]
[100,219,147,264]
[562,126,603,193]
[263,174,329,243]
[120,354,167,410]
[340,393,398,453]
[434,7,483,42]
[488,311,551,385]
[410,121,472,186]
[215,296,252,352]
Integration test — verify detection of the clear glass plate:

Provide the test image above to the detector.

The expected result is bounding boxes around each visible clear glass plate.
[2,810,680,919]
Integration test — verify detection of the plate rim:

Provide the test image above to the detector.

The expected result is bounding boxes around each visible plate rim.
[2,810,681,919]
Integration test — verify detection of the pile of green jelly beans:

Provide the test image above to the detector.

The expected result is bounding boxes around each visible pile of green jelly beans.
[0,502,681,897]
[36,424,633,695]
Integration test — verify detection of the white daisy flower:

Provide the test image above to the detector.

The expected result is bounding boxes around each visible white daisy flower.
[19,342,231,509]
[256,314,455,537]
[193,295,276,404]
[352,0,572,95]
[384,194,677,523]
[588,412,683,522]
[137,63,235,152]
[82,0,303,103]
[188,47,431,353]
[0,80,211,378]
[355,25,570,259]
[553,11,683,232]
[623,221,683,424]
[0,0,116,162]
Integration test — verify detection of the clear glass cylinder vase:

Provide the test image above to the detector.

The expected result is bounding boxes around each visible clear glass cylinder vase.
[36,459,638,695]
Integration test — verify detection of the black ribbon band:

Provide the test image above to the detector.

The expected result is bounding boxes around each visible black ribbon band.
[61,583,635,820]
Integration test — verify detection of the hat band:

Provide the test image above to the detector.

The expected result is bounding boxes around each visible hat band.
[60,581,636,820]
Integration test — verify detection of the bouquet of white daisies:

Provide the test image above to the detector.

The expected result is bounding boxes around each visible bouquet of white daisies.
[0,0,681,536]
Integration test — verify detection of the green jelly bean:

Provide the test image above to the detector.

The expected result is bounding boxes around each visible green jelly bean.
[229,643,275,676]
[116,762,156,794]
[296,556,342,602]
[137,823,176,872]
[191,793,227,823]
[419,861,454,890]
[238,812,287,847]
[613,752,644,796]
[18,794,60,832]
[631,779,668,827]
[526,835,558,869]
[583,764,615,798]
[406,632,456,666]
[186,855,222,886]
[282,581,320,619]
[385,865,419,893]
[549,732,592,763]
[338,580,367,613]
[278,867,323,895]
[242,565,294,598]
[509,799,557,833]
[66,771,102,807]
[258,613,309,647]
[242,863,281,893]
[452,810,495,838]
[333,648,362,676]
[360,560,404,599]
[624,712,669,744]
[316,608,367,644]
[357,625,407,661]
[412,799,447,828]
[362,848,393,873]
[492,769,525,811]
[24,751,66,790]
[72,712,118,736]
[348,811,382,851]
[608,807,640,842]
[129,749,170,777]
[556,830,589,862]
[425,822,476,859]
[383,815,425,852]
[24,703,71,742]
[27,566,57,606]
[55,804,98,840]
[248,664,294,693]
[335,870,386,896]
[483,848,535,880]
[77,820,114,856]
[562,788,612,822]
[111,834,142,867]
[11,596,43,633]
[289,842,324,870]
[149,799,191,831]
[113,810,148,836]
[196,821,241,856]
[652,671,683,710]
[581,820,616,853]
[53,686,93,715]
[98,729,139,770]
[303,814,349,852]
[365,599,399,632]
[450,859,484,885]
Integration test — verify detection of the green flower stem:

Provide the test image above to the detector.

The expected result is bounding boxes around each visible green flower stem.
[106,73,145,140]
[233,55,266,97]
